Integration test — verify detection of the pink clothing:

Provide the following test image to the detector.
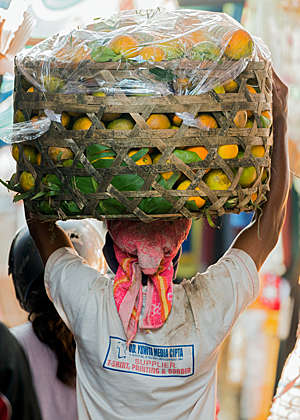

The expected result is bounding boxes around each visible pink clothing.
[11,322,78,420]
[108,219,192,343]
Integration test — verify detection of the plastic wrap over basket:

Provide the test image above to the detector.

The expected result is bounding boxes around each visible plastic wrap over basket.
[5,8,273,222]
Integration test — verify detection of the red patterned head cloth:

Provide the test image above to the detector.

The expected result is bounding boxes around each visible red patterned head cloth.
[107,219,192,344]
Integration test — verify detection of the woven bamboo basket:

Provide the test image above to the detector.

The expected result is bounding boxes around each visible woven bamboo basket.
[13,58,272,222]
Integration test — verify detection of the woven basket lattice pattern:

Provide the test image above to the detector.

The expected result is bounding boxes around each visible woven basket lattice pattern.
[14,60,272,222]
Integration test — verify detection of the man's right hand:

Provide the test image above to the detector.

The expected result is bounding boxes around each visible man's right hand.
[232,67,290,271]
[25,206,73,265]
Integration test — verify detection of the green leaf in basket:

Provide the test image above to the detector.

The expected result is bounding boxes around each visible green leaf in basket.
[158,172,181,190]
[39,200,56,215]
[149,67,175,82]
[206,212,218,229]
[98,198,126,215]
[111,174,144,191]
[56,151,63,162]
[224,197,238,209]
[128,148,149,163]
[139,197,173,214]
[42,174,62,192]
[13,191,33,203]
[86,144,116,169]
[91,46,119,62]
[62,159,74,168]
[61,201,82,215]
[72,176,98,194]
[173,149,201,164]
[260,115,272,128]
[185,200,200,212]
[31,191,46,200]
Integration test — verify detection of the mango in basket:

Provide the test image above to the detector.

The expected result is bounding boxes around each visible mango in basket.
[177,180,206,210]
[218,145,239,159]
[238,166,257,187]
[197,114,218,129]
[185,146,208,161]
[181,29,206,48]
[14,110,25,123]
[43,76,64,92]
[246,85,257,118]
[153,153,174,181]
[260,110,272,128]
[102,113,121,122]
[204,169,231,191]
[251,145,265,157]
[109,35,139,59]
[190,41,220,61]
[48,147,74,163]
[159,42,184,60]
[234,110,247,128]
[72,116,93,130]
[223,79,239,93]
[139,46,165,62]
[213,86,225,94]
[12,145,39,164]
[61,112,71,128]
[107,118,134,130]
[172,115,183,127]
[236,151,258,187]
[146,114,171,129]
[20,171,35,192]
[223,29,254,60]
[128,149,152,165]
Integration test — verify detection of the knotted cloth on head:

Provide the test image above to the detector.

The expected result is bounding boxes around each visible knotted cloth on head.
[107,219,192,345]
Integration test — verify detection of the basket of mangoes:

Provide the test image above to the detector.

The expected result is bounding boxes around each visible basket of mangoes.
[7,9,272,222]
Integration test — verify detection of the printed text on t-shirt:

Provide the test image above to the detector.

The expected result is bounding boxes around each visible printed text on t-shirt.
[103,336,194,377]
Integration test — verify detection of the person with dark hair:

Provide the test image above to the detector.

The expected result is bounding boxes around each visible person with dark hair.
[9,219,106,420]
[25,70,289,420]
[0,321,42,420]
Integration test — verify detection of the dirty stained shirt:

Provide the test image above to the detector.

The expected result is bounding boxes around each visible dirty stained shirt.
[45,247,259,420]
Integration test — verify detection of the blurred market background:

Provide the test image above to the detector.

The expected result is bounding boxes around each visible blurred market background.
[0,1,299,419]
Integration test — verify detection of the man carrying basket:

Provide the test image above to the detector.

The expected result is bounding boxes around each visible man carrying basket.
[25,70,289,419]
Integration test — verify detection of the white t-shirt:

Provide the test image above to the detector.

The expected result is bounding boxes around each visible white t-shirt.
[45,247,259,420]
[11,322,78,420]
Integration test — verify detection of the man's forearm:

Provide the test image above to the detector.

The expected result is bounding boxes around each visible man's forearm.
[27,218,74,265]
[233,103,289,270]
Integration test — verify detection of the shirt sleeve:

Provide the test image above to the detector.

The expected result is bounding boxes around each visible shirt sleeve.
[183,248,259,348]
[44,247,106,332]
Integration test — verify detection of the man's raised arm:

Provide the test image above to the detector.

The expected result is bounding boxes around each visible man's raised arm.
[232,69,290,270]
[26,209,74,265]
